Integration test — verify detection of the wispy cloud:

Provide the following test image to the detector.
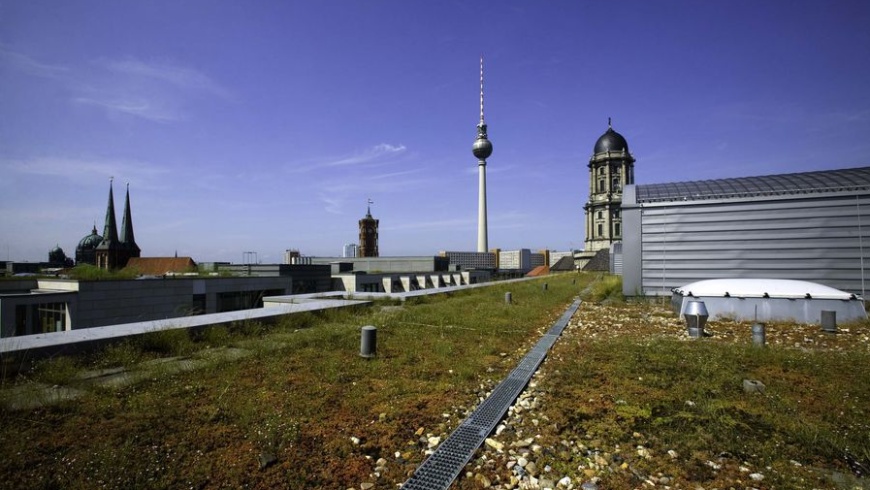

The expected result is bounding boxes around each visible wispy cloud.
[102,58,233,99]
[2,46,230,123]
[320,143,407,168]
[288,143,408,173]
[319,195,344,214]
[0,45,69,79]
[2,156,171,188]
[312,164,428,215]
[73,96,179,123]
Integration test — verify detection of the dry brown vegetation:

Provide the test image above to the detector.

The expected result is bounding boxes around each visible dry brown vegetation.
[1,274,869,490]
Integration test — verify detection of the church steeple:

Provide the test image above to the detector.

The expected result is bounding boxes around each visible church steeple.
[95,178,140,270]
[120,183,140,255]
[100,178,119,247]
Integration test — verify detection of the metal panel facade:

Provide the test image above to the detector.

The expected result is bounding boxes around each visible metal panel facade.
[623,188,870,297]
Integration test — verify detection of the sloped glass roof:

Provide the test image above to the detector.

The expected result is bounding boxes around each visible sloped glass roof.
[637,167,870,203]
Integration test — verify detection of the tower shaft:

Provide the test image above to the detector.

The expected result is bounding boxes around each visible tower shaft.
[478,161,488,252]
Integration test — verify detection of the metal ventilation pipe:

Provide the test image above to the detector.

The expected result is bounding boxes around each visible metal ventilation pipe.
[685,301,709,338]
[751,323,766,346]
[360,325,377,358]
[821,310,837,333]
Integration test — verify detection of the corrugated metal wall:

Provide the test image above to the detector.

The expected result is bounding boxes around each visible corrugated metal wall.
[627,191,870,297]
[609,242,623,275]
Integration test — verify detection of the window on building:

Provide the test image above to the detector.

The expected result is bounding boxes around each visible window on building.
[597,223,603,236]
[615,223,621,237]
[36,302,66,333]
[597,211,603,219]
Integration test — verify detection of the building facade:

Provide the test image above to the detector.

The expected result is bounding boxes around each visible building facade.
[439,251,496,270]
[342,243,358,258]
[621,166,870,297]
[0,276,294,337]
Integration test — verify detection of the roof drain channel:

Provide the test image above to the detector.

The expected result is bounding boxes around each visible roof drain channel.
[400,298,581,490]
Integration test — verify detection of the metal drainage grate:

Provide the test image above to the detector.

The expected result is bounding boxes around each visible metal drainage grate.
[400,299,582,490]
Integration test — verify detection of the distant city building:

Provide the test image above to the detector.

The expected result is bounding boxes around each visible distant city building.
[439,251,496,270]
[283,249,300,264]
[48,245,73,268]
[95,180,140,270]
[309,256,449,273]
[0,275,293,337]
[498,249,531,270]
[342,243,358,258]
[491,249,547,272]
[358,201,379,258]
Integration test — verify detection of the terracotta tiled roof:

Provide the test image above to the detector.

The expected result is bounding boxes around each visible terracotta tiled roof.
[125,257,197,275]
[526,265,549,277]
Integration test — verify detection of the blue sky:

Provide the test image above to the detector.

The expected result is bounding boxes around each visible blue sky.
[2,1,869,263]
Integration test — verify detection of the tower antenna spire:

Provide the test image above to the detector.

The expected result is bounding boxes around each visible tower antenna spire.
[479,55,485,125]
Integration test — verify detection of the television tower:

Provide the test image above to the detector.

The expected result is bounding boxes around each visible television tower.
[472,56,493,253]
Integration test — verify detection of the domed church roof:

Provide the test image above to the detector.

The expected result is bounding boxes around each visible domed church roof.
[593,118,629,154]
[77,225,103,251]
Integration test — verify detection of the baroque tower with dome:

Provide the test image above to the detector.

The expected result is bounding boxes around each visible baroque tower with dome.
[578,119,635,267]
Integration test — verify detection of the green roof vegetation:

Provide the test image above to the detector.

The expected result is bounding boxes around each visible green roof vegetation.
[0,273,868,489]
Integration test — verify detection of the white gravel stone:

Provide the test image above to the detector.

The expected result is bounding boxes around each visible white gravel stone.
[485,438,504,452]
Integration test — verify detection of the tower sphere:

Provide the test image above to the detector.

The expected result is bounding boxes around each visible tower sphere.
[472,136,493,160]
[593,126,629,154]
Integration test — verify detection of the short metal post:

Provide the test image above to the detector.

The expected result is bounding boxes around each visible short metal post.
[360,325,377,358]
[542,283,548,291]
[505,292,512,305]
[751,323,766,346]
[685,301,709,338]
[821,310,837,333]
